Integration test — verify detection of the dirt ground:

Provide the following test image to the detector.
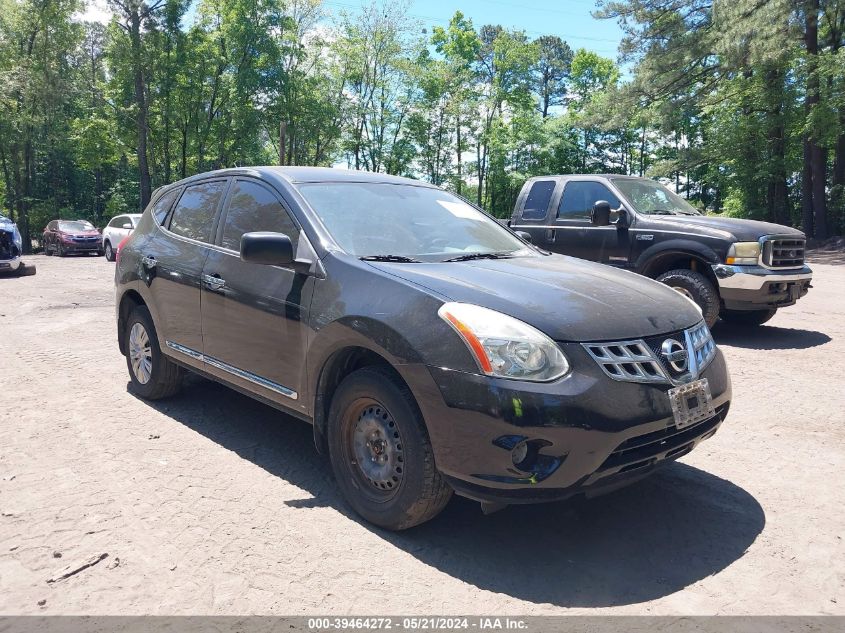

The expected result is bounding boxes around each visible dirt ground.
[0,253,843,615]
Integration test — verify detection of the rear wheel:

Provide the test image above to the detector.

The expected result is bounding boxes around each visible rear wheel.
[656,269,720,328]
[104,241,115,262]
[720,308,777,326]
[124,305,184,399]
[327,367,452,530]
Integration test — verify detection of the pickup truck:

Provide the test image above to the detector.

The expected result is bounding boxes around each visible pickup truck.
[508,175,813,327]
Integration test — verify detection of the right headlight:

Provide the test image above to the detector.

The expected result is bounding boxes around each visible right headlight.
[726,241,760,265]
[437,302,570,382]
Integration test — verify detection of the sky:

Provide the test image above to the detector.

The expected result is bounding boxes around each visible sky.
[78,0,625,60]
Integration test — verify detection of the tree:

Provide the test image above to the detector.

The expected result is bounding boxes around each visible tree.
[535,35,572,118]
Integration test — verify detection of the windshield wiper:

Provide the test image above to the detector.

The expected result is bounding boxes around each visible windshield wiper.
[359,254,421,263]
[646,209,678,215]
[442,251,515,262]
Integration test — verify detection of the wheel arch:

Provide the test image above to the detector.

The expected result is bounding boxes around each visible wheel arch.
[636,241,721,289]
[117,289,146,356]
[308,326,419,455]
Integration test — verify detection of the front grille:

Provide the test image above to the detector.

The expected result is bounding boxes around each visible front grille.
[763,237,805,268]
[584,322,717,385]
[72,235,99,243]
[582,340,666,383]
[598,404,728,473]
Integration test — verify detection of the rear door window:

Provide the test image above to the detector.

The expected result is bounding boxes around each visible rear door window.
[558,181,620,221]
[219,180,299,252]
[522,180,557,220]
[168,181,227,243]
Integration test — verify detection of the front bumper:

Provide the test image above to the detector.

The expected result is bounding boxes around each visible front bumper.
[61,241,102,253]
[0,256,21,272]
[712,264,812,311]
[399,344,731,505]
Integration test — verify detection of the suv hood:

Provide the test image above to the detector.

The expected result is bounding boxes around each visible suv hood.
[369,254,702,342]
[646,215,805,242]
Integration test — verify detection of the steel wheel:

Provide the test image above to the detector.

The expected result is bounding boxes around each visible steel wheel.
[128,322,153,385]
[345,398,404,501]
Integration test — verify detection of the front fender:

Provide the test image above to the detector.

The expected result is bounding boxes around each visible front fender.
[635,239,721,276]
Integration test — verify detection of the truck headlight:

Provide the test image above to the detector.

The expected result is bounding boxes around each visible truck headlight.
[726,242,760,265]
[438,302,570,381]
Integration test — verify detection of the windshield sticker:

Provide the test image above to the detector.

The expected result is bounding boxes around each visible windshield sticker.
[436,200,479,220]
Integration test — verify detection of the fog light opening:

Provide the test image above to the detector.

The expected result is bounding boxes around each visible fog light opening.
[511,441,529,467]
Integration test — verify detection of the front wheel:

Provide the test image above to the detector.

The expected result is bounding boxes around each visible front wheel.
[104,241,115,262]
[124,305,184,400]
[327,367,452,530]
[656,269,720,328]
[720,308,777,326]
[56,242,65,257]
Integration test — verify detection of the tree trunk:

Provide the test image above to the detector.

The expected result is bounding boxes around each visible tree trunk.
[802,0,824,238]
[456,117,462,195]
[130,9,152,211]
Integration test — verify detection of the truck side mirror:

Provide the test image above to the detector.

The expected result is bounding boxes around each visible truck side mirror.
[515,230,532,243]
[591,200,612,226]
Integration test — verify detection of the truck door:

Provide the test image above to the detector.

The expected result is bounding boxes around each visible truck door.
[554,180,631,265]
[511,179,559,249]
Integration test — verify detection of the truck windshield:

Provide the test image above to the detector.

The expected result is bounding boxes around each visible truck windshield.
[611,178,702,216]
[296,182,530,262]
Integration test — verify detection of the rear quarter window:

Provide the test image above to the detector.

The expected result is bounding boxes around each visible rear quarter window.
[150,189,180,226]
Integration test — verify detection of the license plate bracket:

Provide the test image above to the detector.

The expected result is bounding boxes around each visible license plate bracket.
[668,378,715,429]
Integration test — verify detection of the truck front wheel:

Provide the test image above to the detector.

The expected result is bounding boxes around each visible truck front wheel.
[656,269,720,328]
[719,308,777,326]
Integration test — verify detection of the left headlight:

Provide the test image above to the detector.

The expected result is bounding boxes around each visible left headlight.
[437,302,570,382]
[726,241,760,265]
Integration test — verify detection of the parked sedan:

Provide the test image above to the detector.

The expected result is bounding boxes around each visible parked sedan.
[115,167,731,530]
[43,220,103,257]
[102,214,142,261]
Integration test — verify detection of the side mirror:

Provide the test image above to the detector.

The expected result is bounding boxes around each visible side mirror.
[240,231,294,266]
[122,223,133,229]
[515,230,532,244]
[591,200,612,226]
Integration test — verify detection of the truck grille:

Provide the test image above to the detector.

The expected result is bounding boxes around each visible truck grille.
[762,237,805,268]
[583,321,717,386]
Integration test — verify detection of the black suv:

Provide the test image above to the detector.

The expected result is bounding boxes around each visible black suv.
[116,167,731,529]
[509,175,813,327]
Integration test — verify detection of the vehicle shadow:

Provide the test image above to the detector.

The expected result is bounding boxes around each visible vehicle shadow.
[131,376,765,608]
[712,323,831,350]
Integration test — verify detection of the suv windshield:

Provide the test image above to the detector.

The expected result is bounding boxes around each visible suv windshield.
[296,182,530,262]
[611,178,701,216]
[59,221,95,232]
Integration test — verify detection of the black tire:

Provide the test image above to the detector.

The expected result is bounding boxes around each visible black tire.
[104,241,115,262]
[45,243,53,257]
[719,308,777,326]
[56,242,65,257]
[327,367,452,530]
[656,269,720,328]
[124,305,184,400]
[17,263,36,276]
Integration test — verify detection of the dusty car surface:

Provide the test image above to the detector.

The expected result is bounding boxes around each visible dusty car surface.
[0,214,35,276]
[43,219,103,257]
[509,175,813,327]
[115,167,731,529]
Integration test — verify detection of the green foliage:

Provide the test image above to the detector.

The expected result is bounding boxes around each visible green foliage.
[1,0,843,250]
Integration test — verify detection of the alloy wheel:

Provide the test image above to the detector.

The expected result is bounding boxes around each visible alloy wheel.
[128,322,153,385]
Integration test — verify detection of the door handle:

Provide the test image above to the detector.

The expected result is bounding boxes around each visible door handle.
[203,273,226,291]
[141,255,157,269]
